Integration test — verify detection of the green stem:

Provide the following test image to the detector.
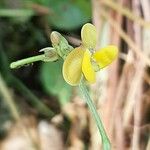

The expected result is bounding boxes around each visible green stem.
[0,73,20,121]
[10,54,45,69]
[0,9,34,17]
[79,79,111,150]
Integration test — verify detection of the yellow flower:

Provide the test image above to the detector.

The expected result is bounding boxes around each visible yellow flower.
[63,23,118,86]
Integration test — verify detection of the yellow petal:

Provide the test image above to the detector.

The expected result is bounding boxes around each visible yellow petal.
[63,47,85,86]
[81,23,97,49]
[93,45,118,69]
[82,49,96,83]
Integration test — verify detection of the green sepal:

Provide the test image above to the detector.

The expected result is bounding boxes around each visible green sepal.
[39,47,59,62]
[50,31,73,59]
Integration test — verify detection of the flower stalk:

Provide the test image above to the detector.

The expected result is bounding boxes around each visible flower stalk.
[10,54,45,69]
[79,78,111,150]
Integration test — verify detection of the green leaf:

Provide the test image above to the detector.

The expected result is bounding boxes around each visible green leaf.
[31,0,92,30]
[1,0,92,29]
[40,60,72,106]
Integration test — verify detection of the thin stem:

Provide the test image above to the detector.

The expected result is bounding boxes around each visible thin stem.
[0,9,34,17]
[10,54,45,69]
[79,78,111,150]
[0,73,20,121]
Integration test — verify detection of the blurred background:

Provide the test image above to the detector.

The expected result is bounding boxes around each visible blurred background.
[0,0,150,150]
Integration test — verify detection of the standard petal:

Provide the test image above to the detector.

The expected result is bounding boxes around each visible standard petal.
[63,47,85,86]
[93,45,118,69]
[81,23,97,49]
[82,49,96,83]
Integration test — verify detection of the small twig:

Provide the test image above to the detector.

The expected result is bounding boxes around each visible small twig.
[64,35,81,46]
[101,0,150,28]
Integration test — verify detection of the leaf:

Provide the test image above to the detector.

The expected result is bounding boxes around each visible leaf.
[31,0,92,30]
[40,60,72,106]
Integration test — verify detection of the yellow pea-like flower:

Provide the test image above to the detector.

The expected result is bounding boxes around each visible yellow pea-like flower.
[62,23,118,86]
[63,47,85,86]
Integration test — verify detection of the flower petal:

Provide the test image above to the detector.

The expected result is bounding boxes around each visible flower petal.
[82,49,96,83]
[93,45,118,69]
[81,23,97,49]
[63,47,85,86]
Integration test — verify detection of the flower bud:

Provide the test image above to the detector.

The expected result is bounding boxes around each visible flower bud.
[50,31,61,45]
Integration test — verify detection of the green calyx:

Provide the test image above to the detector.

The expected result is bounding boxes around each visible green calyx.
[50,31,73,59]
